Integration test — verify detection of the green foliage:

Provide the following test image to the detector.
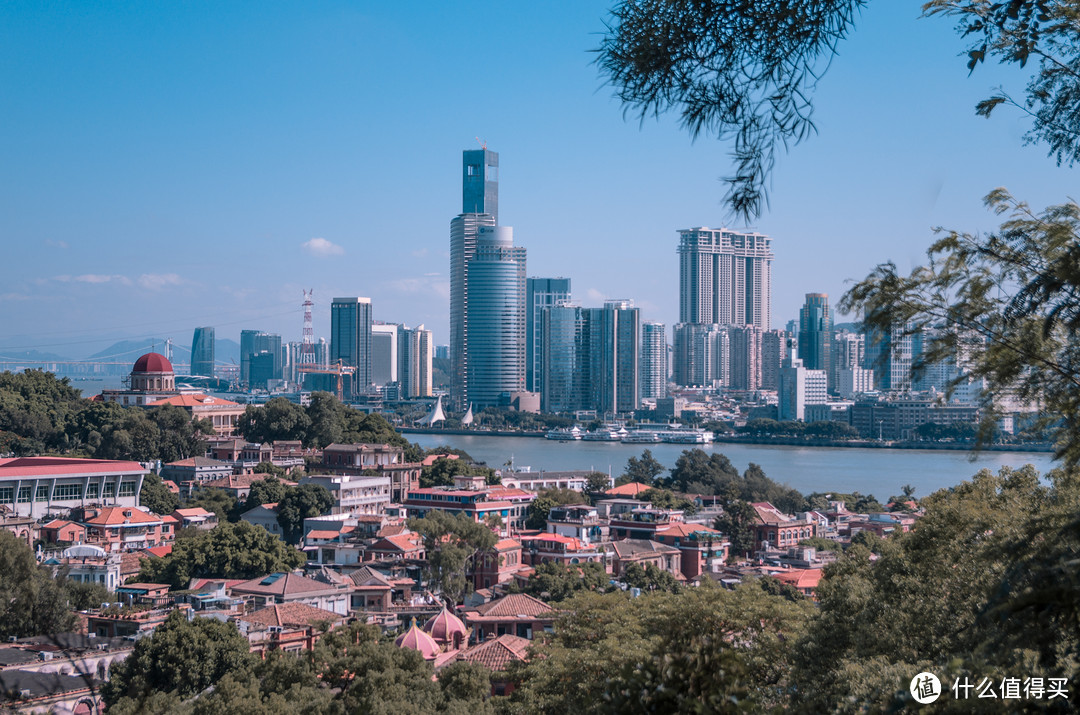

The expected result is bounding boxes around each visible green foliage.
[637,487,698,515]
[843,190,1080,468]
[276,483,335,544]
[616,449,664,486]
[524,487,586,530]
[583,471,611,493]
[621,562,682,594]
[791,464,1071,711]
[409,511,498,605]
[62,577,110,611]
[0,531,77,638]
[514,561,611,602]
[187,487,238,523]
[239,476,289,515]
[714,499,758,561]
[0,369,86,454]
[798,536,840,552]
[755,575,805,603]
[420,456,495,488]
[805,490,885,514]
[140,472,179,515]
[236,392,410,450]
[437,661,494,711]
[503,584,813,713]
[254,460,287,477]
[137,520,305,589]
[102,610,255,708]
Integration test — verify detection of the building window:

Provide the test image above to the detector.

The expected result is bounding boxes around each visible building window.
[86,483,100,499]
[35,486,50,502]
[118,481,138,498]
[17,486,32,503]
[55,483,84,500]
[0,487,13,503]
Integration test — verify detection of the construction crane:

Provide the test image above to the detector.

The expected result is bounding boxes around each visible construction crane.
[296,360,356,402]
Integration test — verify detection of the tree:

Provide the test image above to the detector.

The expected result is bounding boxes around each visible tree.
[242,476,290,512]
[524,487,586,530]
[596,0,1080,220]
[187,487,238,523]
[236,397,311,445]
[139,472,179,515]
[409,511,497,605]
[617,449,664,486]
[714,499,758,561]
[842,190,1080,467]
[0,531,77,638]
[622,562,682,593]
[137,520,305,589]
[276,483,335,544]
[638,487,698,515]
[515,561,611,602]
[102,610,255,709]
[583,471,611,493]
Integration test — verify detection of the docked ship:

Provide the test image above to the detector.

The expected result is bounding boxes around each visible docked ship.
[621,429,661,444]
[581,425,628,442]
[545,426,583,441]
[658,428,715,444]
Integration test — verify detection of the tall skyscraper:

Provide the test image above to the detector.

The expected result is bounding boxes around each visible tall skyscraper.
[728,325,763,391]
[798,293,832,380]
[779,339,828,420]
[640,321,667,400]
[761,329,790,391]
[398,324,433,398]
[672,323,729,388]
[371,323,400,386]
[330,297,373,396]
[462,148,498,220]
[240,330,282,388]
[466,226,526,408]
[863,325,914,392]
[595,300,640,414]
[542,304,593,413]
[677,227,773,328]
[830,329,864,394]
[450,210,497,410]
[526,277,572,394]
[190,326,215,378]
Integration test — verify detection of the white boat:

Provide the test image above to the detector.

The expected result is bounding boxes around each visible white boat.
[581,426,627,442]
[546,426,582,441]
[659,429,715,444]
[622,430,661,444]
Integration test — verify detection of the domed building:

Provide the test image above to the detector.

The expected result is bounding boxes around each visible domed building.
[394,622,441,661]
[424,606,469,649]
[100,352,181,407]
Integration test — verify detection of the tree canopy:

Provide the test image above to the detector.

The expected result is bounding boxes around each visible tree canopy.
[596,0,1080,220]
[409,511,498,605]
[0,531,77,639]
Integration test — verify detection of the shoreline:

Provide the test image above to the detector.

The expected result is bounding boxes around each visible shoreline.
[399,427,1054,455]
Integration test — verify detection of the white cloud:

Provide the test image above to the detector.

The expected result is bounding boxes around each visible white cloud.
[44,239,69,249]
[302,237,345,257]
[411,248,429,258]
[137,273,185,290]
[51,274,130,285]
[586,288,607,304]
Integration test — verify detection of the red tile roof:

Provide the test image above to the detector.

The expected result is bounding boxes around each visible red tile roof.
[142,545,172,558]
[0,456,144,478]
[463,593,555,619]
[149,394,240,407]
[656,523,722,539]
[305,530,342,540]
[606,482,653,497]
[459,634,531,670]
[82,507,162,527]
[239,602,344,629]
[232,572,339,597]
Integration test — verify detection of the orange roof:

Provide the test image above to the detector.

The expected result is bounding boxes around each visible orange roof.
[492,538,521,551]
[82,507,162,526]
[239,602,344,629]
[463,593,555,620]
[232,572,337,597]
[459,634,531,670]
[773,568,823,590]
[42,519,78,530]
[606,482,653,497]
[148,393,241,407]
[518,533,585,550]
[656,523,721,538]
[173,508,212,518]
[142,545,173,558]
[305,530,342,540]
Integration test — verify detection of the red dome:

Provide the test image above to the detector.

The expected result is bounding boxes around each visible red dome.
[424,607,468,644]
[132,352,173,374]
[394,623,440,659]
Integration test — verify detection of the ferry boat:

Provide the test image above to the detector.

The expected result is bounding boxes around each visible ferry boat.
[621,430,661,444]
[581,426,628,442]
[545,426,583,441]
[658,429,715,444]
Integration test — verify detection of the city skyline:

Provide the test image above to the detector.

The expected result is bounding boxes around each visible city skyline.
[1,2,1071,357]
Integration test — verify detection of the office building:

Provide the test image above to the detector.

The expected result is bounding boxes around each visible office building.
[778,344,828,421]
[595,300,641,414]
[330,297,373,397]
[466,226,526,408]
[462,148,498,221]
[190,327,215,378]
[672,323,729,388]
[526,277,572,394]
[838,367,875,398]
[830,330,865,394]
[728,325,763,391]
[451,213,496,410]
[542,304,593,413]
[798,293,832,378]
[864,325,914,392]
[240,330,282,388]
[640,321,667,400]
[399,325,433,398]
[371,323,400,386]
[677,227,773,328]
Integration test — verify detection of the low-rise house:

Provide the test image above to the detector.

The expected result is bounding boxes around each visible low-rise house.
[607,539,683,580]
[47,544,122,590]
[0,670,104,713]
[0,513,37,546]
[499,470,590,492]
[751,502,817,553]
[460,593,557,641]
[518,533,606,568]
[605,482,654,498]
[240,503,283,537]
[320,443,422,503]
[0,633,134,684]
[170,507,218,530]
[148,393,246,438]
[609,508,686,541]
[403,488,514,538]
[160,457,233,499]
[301,474,391,516]
[771,567,824,599]
[200,473,297,502]
[364,531,425,562]
[115,583,172,608]
[469,538,524,590]
[230,572,349,615]
[593,498,647,519]
[75,506,174,553]
[235,603,347,655]
[654,524,729,579]
[86,604,183,639]
[0,456,147,520]
[39,519,85,545]
[457,634,531,697]
[546,505,607,546]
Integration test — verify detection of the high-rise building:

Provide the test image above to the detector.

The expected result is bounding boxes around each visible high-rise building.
[594,300,640,414]
[398,325,433,398]
[677,227,773,328]
[462,148,498,221]
[728,325,763,391]
[830,330,864,395]
[798,293,832,379]
[371,323,400,386]
[778,341,828,420]
[240,330,282,388]
[526,277,572,394]
[542,304,593,413]
[330,297,373,397]
[640,321,667,400]
[761,329,789,391]
[190,326,215,378]
[450,210,497,411]
[466,226,526,408]
[672,323,729,388]
[863,325,914,392]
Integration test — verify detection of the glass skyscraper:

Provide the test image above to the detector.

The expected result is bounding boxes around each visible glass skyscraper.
[240,330,282,388]
[190,326,215,377]
[526,277,571,394]
[330,297,373,396]
[640,321,667,400]
[799,293,832,376]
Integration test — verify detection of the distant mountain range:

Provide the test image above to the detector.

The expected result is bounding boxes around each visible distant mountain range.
[82,337,242,367]
[0,349,74,363]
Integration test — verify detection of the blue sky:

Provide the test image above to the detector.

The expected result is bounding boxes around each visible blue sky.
[0,1,1072,357]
